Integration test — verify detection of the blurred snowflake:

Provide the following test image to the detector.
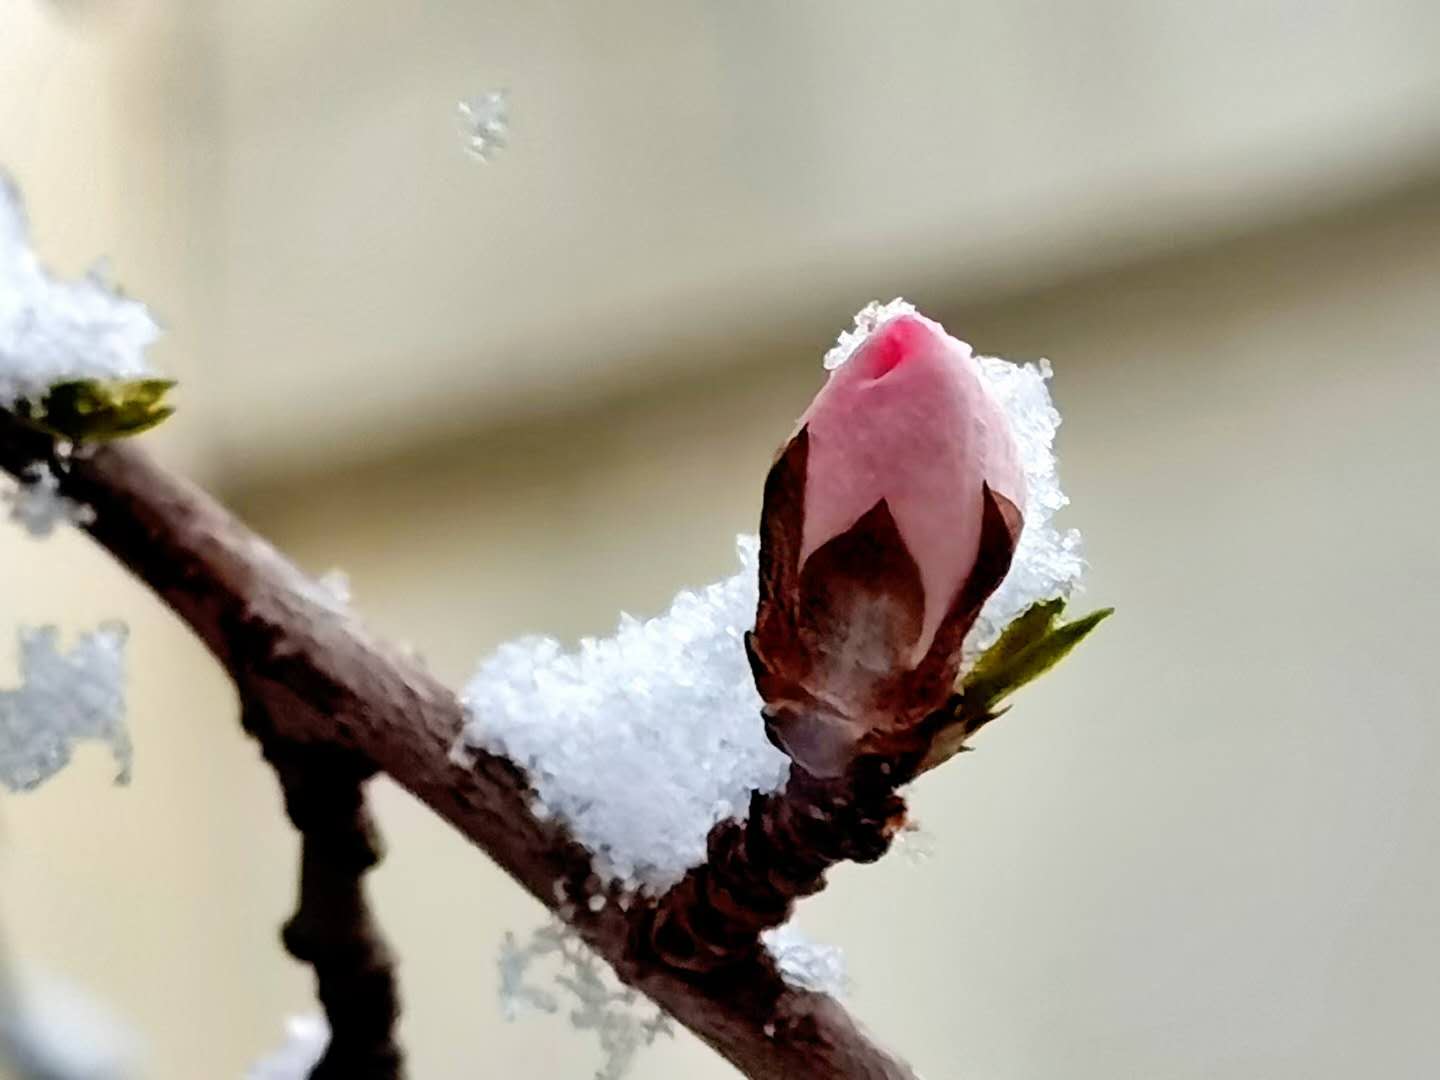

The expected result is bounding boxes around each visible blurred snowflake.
[458,90,510,162]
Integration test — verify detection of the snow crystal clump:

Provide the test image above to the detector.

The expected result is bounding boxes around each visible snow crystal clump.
[824,299,1085,663]
[761,924,849,996]
[0,624,130,792]
[459,536,790,893]
[0,171,160,407]
[246,1015,328,1080]
[4,462,94,537]
[458,91,510,162]
[499,920,671,1080]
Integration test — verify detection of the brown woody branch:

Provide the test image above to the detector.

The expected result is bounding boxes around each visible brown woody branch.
[248,706,404,1079]
[0,412,917,1080]
[648,761,908,973]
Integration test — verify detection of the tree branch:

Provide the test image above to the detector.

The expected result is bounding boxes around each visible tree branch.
[0,413,916,1080]
[248,709,404,1079]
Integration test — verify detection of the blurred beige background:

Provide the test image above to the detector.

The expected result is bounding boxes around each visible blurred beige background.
[3,0,1440,1077]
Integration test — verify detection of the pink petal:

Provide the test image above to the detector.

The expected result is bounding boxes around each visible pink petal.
[798,313,1026,660]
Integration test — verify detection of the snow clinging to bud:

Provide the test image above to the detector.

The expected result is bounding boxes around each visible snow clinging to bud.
[0,171,160,407]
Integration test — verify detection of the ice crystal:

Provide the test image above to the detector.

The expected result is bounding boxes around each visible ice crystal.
[761,924,849,996]
[245,1015,328,1080]
[0,172,160,407]
[4,462,94,538]
[0,624,130,792]
[498,921,671,1080]
[458,91,510,162]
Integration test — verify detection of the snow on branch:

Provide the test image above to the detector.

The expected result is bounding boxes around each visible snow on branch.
[0,624,130,793]
[459,538,788,893]
[0,173,160,408]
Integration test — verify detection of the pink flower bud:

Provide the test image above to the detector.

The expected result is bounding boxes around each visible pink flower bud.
[748,311,1026,777]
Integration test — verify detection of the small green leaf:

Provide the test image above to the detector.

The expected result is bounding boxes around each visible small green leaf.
[915,603,1112,776]
[963,598,1065,689]
[961,605,1114,710]
[14,378,176,442]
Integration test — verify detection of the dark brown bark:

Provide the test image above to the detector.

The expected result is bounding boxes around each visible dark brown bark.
[248,706,404,1079]
[0,413,916,1080]
[647,763,907,973]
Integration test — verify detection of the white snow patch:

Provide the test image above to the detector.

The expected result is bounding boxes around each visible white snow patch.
[458,91,510,162]
[459,536,789,893]
[761,924,849,996]
[245,1015,328,1080]
[0,624,130,792]
[4,462,94,538]
[0,171,160,407]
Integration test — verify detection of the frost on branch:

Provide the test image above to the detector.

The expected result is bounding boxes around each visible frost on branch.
[0,624,130,792]
[245,1015,329,1080]
[0,172,160,408]
[4,461,95,537]
[498,920,671,1080]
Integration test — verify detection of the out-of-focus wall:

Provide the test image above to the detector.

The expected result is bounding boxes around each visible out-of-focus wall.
[3,1,1440,1078]
[226,187,1440,1079]
[198,0,1440,482]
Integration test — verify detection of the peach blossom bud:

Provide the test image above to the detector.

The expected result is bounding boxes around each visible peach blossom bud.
[747,311,1025,777]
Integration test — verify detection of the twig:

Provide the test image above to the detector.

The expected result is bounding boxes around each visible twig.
[647,762,908,973]
[247,707,404,1079]
[0,413,916,1080]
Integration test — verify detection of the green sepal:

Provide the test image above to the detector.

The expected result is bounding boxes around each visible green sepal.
[960,601,1113,711]
[13,378,176,442]
[915,601,1112,776]
[963,598,1065,688]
